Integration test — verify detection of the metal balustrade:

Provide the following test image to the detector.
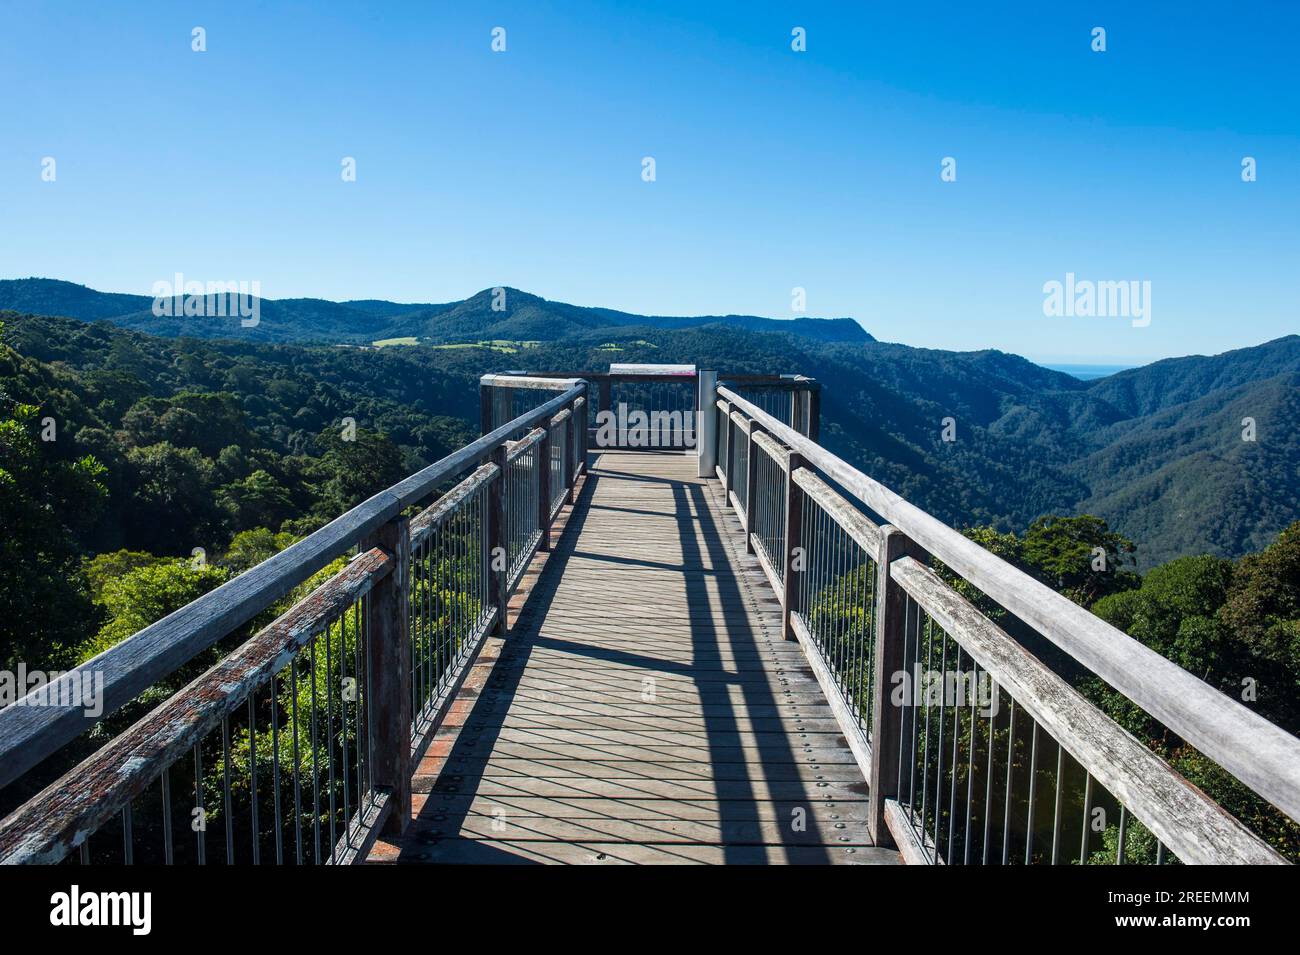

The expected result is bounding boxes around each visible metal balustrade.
[712,381,1297,865]
[0,549,394,864]
[793,469,880,741]
[720,376,820,440]
[484,370,817,453]
[748,432,787,582]
[0,381,588,864]
[600,377,698,449]
[504,430,544,591]
[548,409,570,521]
[409,464,494,740]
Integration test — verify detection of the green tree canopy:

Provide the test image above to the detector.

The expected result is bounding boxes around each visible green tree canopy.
[0,402,108,668]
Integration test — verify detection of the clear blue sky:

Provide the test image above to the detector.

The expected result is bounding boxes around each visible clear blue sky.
[2,1,1296,362]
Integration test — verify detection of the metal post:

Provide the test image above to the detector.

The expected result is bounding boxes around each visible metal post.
[487,445,508,635]
[868,525,926,846]
[697,370,718,477]
[781,451,803,641]
[363,514,411,836]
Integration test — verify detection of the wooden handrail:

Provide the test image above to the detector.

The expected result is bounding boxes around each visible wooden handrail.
[0,547,395,864]
[717,384,1300,826]
[890,555,1285,865]
[0,383,586,790]
[479,374,583,391]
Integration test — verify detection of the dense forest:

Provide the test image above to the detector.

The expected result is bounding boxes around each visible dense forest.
[3,279,1296,565]
[1,291,1298,858]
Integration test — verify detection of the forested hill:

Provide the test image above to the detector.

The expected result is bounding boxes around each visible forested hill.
[2,305,1296,572]
[0,279,871,345]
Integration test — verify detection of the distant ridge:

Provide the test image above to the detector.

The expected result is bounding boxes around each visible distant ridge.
[0,279,872,346]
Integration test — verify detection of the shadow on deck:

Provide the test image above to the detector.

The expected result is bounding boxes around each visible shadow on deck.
[369,451,898,865]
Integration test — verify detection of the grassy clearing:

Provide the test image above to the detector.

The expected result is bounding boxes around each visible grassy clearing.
[429,340,539,354]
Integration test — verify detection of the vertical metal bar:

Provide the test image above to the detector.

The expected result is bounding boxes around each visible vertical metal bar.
[271,672,283,865]
[325,619,338,861]
[291,657,303,865]
[1001,699,1016,865]
[947,646,961,858]
[964,664,977,865]
[340,619,352,847]
[740,422,756,542]
[902,595,919,806]
[248,694,260,864]
[362,591,374,810]
[564,408,576,503]
[122,805,133,865]
[918,616,935,840]
[1079,772,1093,864]
[193,743,206,865]
[161,767,174,865]
[724,409,736,496]
[221,715,234,864]
[1025,721,1039,864]
[538,425,552,551]
[487,448,508,635]
[780,453,802,640]
[309,639,321,863]
[982,685,996,865]
[930,623,951,857]
[1050,743,1065,865]
[1116,806,1129,864]
[835,523,847,691]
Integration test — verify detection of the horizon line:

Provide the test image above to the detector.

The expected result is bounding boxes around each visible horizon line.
[2,274,1289,367]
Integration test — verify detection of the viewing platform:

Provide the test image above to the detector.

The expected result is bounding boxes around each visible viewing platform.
[0,368,1296,866]
[371,450,895,864]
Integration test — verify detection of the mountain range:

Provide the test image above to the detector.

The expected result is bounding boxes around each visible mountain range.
[0,278,871,345]
[2,278,1295,567]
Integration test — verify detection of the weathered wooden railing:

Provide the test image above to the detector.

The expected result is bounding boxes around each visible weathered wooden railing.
[711,381,1298,865]
[0,381,588,864]
[5,363,1294,866]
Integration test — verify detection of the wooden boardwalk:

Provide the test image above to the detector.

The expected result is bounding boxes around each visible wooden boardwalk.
[371,450,898,864]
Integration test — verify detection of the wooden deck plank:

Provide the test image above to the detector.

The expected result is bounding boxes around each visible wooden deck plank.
[371,450,895,865]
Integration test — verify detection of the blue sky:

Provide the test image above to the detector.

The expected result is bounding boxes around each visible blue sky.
[1,1,1296,362]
